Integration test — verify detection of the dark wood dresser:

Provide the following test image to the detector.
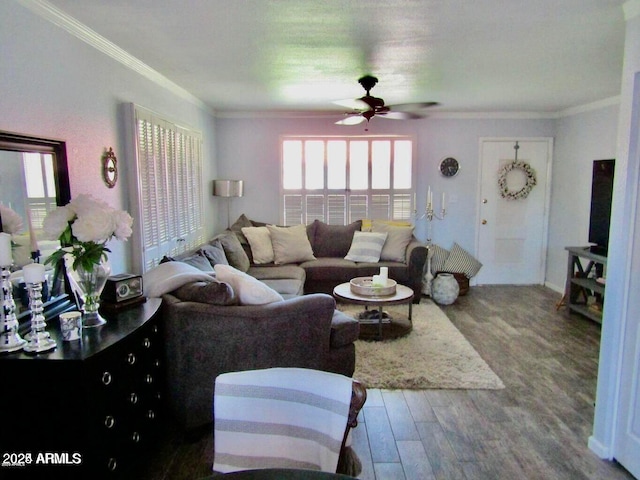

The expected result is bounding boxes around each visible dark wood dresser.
[0,298,164,479]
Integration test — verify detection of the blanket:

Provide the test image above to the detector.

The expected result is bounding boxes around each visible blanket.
[143,261,215,298]
[213,368,352,473]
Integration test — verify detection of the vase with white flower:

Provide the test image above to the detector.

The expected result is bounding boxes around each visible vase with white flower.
[43,194,133,327]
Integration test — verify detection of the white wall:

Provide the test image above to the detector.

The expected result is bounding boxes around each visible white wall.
[0,2,218,274]
[590,1,640,464]
[545,104,620,292]
[215,115,555,257]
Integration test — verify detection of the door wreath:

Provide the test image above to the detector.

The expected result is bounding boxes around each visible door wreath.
[498,161,537,200]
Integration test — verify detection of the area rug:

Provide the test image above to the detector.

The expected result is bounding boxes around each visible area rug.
[338,300,505,390]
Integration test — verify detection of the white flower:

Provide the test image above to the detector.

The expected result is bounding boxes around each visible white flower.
[113,210,133,241]
[0,205,24,234]
[42,205,75,240]
[72,208,116,243]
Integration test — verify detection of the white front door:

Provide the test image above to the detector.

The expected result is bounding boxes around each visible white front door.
[476,138,552,284]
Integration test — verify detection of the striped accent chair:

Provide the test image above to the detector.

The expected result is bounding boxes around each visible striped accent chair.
[213,368,366,475]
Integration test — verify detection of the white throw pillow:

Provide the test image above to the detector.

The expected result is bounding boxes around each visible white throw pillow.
[344,231,388,263]
[372,221,415,263]
[241,226,274,264]
[214,264,283,305]
[266,224,316,264]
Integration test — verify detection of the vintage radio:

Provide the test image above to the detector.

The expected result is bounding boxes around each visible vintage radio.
[101,273,144,304]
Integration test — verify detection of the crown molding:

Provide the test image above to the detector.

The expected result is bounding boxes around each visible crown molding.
[16,0,211,112]
[556,96,620,118]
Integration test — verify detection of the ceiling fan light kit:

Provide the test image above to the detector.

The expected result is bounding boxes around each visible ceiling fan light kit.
[335,75,438,126]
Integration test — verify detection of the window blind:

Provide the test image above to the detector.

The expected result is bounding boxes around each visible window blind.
[128,104,204,273]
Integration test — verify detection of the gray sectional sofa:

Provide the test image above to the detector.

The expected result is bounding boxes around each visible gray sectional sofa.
[153,215,427,431]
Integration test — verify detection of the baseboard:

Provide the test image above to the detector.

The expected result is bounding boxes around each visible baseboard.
[544,281,564,294]
[588,435,612,459]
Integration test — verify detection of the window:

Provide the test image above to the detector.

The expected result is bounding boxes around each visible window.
[281,137,414,226]
[128,104,204,272]
[22,152,57,229]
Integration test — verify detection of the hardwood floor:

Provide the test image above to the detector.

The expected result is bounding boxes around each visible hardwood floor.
[138,285,634,479]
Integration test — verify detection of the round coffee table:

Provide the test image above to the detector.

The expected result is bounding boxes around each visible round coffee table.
[333,282,414,341]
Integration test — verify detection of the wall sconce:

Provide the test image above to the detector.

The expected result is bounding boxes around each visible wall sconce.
[213,180,244,228]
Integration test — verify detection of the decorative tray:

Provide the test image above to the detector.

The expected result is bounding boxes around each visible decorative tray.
[350,277,397,296]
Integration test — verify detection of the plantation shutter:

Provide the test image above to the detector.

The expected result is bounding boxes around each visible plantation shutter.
[281,137,415,226]
[128,104,204,273]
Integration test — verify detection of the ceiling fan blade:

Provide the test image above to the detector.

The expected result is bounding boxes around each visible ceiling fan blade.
[389,102,440,111]
[336,115,366,125]
[332,98,369,110]
[379,111,426,120]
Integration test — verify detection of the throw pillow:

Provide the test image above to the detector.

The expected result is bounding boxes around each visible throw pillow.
[267,224,316,265]
[344,231,388,263]
[312,220,362,258]
[173,280,238,306]
[201,240,229,267]
[178,252,215,272]
[214,264,283,305]
[372,220,414,263]
[361,219,412,232]
[241,226,274,264]
[429,244,450,274]
[441,243,483,278]
[229,213,253,244]
[218,231,251,272]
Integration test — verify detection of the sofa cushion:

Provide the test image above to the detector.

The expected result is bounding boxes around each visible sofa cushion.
[300,258,359,284]
[218,231,251,272]
[344,231,387,263]
[229,213,253,244]
[201,240,229,267]
[330,310,360,348]
[267,224,316,264]
[241,226,274,264]
[248,265,306,297]
[442,243,483,278]
[214,264,284,305]
[172,280,238,306]
[372,221,414,263]
[312,220,362,258]
[179,251,215,272]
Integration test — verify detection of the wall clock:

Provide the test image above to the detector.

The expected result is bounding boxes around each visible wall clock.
[439,157,459,177]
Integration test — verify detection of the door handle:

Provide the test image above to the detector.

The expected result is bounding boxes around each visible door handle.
[482,219,487,225]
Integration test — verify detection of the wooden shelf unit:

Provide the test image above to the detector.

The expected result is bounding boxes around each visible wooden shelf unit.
[564,246,607,323]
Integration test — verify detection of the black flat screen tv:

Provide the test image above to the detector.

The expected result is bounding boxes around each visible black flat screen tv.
[588,159,615,255]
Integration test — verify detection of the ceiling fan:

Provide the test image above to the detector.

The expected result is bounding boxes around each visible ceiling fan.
[334,75,438,126]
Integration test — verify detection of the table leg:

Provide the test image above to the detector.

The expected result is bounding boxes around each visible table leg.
[378,305,383,340]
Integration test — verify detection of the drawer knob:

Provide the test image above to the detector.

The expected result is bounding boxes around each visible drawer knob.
[102,371,112,385]
[104,415,116,429]
[143,338,151,348]
[132,432,140,443]
[127,353,137,365]
[130,393,138,404]
[154,359,161,368]
[145,374,153,384]
[147,410,155,420]
[152,325,158,334]
[107,458,117,471]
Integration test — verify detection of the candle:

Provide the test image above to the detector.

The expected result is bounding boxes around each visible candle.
[371,275,384,287]
[23,262,46,284]
[413,192,417,211]
[0,232,12,265]
[442,192,446,211]
[427,186,432,209]
[26,207,39,253]
[379,267,388,284]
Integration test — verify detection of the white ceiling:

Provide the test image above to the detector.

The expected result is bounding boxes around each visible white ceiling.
[45,0,627,115]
